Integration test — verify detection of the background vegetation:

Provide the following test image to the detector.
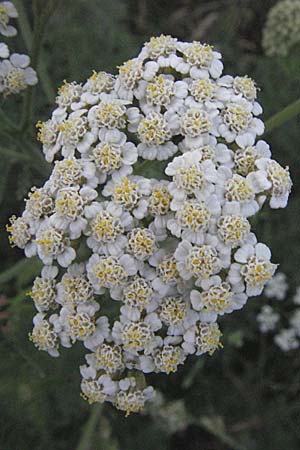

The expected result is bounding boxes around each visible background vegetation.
[0,1,299,449]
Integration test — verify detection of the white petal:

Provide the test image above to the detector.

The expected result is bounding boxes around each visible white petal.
[235,244,254,263]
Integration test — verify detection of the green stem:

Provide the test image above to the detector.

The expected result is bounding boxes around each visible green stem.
[19,14,45,132]
[0,146,31,162]
[0,258,42,287]
[0,132,48,179]
[19,1,59,132]
[27,142,52,175]
[14,0,56,103]
[0,143,50,176]
[0,107,19,132]
[75,404,103,450]
[37,55,56,102]
[194,416,250,450]
[13,0,32,48]
[264,98,300,135]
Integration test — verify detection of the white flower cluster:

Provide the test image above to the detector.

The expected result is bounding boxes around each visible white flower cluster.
[8,35,292,416]
[262,0,300,57]
[258,276,300,352]
[0,2,38,96]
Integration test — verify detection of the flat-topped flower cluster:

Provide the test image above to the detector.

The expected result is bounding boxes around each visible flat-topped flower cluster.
[262,0,300,57]
[7,35,292,416]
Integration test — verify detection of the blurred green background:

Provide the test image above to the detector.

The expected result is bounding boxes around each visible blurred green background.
[0,1,300,449]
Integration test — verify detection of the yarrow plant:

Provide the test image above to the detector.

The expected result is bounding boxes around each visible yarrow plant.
[262,0,300,57]
[7,35,292,416]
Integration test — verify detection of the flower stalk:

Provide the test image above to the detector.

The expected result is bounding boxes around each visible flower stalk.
[75,404,103,450]
[13,0,56,104]
[264,98,300,135]
[16,0,59,132]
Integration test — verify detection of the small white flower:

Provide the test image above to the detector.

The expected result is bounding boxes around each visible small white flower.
[50,185,97,239]
[166,151,217,209]
[114,380,155,416]
[89,128,138,181]
[217,214,251,248]
[85,342,124,374]
[149,250,181,295]
[183,321,222,355]
[87,96,128,133]
[23,186,54,231]
[81,70,115,105]
[112,313,161,356]
[56,110,96,158]
[175,240,222,283]
[233,138,271,176]
[56,263,94,307]
[228,243,277,296]
[55,80,82,110]
[249,158,292,208]
[148,180,172,228]
[191,275,247,321]
[80,373,117,404]
[224,173,260,217]
[85,201,132,256]
[29,266,58,312]
[47,157,97,191]
[0,1,18,37]
[86,253,137,294]
[6,215,32,250]
[274,328,299,352]
[144,35,178,60]
[152,344,186,374]
[180,41,223,79]
[257,305,280,333]
[0,53,37,96]
[135,111,178,161]
[29,314,59,357]
[102,172,151,219]
[219,98,264,144]
[34,221,76,267]
[168,197,221,244]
